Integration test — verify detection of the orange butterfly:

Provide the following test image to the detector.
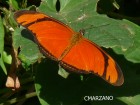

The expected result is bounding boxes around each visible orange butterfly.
[14,10,124,86]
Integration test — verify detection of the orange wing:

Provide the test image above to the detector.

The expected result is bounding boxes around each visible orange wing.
[60,38,124,86]
[14,10,75,60]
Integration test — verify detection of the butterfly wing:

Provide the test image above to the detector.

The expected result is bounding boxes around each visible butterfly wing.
[60,38,124,86]
[14,10,75,60]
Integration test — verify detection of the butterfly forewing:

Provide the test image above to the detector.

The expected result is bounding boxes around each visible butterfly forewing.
[14,10,75,60]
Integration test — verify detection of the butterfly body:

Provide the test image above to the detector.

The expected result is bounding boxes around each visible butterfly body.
[14,10,124,86]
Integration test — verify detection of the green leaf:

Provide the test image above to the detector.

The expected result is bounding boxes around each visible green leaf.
[111,0,120,9]
[0,17,4,53]
[118,95,140,105]
[0,16,7,74]
[113,20,140,63]
[2,51,12,64]
[13,27,42,68]
[9,0,19,10]
[58,66,70,78]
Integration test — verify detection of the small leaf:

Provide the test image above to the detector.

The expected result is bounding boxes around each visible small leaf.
[58,66,69,78]
[111,0,120,9]
[2,51,12,64]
